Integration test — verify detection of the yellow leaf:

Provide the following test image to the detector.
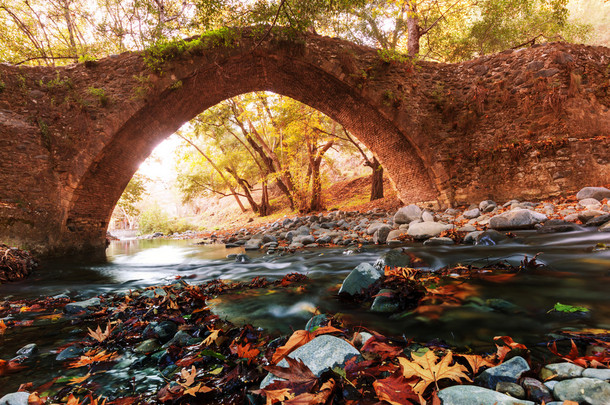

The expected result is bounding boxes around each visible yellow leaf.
[202,329,221,346]
[262,388,294,405]
[398,350,470,395]
[87,322,114,343]
[180,365,197,386]
[183,383,213,396]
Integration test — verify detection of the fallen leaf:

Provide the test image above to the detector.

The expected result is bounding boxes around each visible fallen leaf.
[399,350,470,395]
[494,336,528,362]
[284,378,336,404]
[27,392,44,405]
[87,322,114,343]
[180,365,197,387]
[373,372,419,405]
[264,357,318,395]
[259,388,294,404]
[0,319,7,334]
[458,354,496,374]
[271,325,342,364]
[183,382,213,396]
[68,372,91,385]
[203,329,221,346]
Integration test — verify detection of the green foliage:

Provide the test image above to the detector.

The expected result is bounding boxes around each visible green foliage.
[169,80,183,90]
[0,80,5,94]
[138,203,197,235]
[551,302,589,313]
[87,87,109,107]
[116,174,148,218]
[43,73,73,93]
[36,118,51,150]
[377,48,410,64]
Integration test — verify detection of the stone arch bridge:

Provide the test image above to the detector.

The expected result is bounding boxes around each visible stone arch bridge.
[0,28,609,257]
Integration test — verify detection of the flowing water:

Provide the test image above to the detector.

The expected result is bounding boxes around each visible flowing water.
[0,229,609,394]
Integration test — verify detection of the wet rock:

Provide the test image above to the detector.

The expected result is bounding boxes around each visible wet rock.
[521,377,554,403]
[135,339,161,354]
[373,225,392,244]
[16,343,38,358]
[580,198,602,208]
[486,298,522,313]
[464,231,483,244]
[553,377,610,404]
[476,230,509,245]
[244,239,262,250]
[476,356,530,388]
[151,321,178,343]
[464,208,481,219]
[338,263,382,296]
[366,222,386,235]
[495,381,526,399]
[576,187,610,201]
[394,204,422,224]
[407,221,450,240]
[540,362,584,380]
[586,214,610,227]
[370,289,400,313]
[423,237,454,246]
[65,297,101,314]
[0,392,30,405]
[578,210,606,223]
[386,229,404,242]
[56,344,84,361]
[374,248,411,270]
[422,211,435,222]
[142,288,166,299]
[600,221,610,232]
[262,234,277,243]
[583,368,610,380]
[537,219,581,233]
[234,253,251,263]
[438,385,535,405]
[293,235,315,245]
[260,335,360,388]
[489,209,547,230]
[163,330,192,348]
[305,314,328,332]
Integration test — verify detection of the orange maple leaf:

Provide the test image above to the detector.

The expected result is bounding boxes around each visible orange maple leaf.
[203,329,222,346]
[231,343,260,364]
[457,354,496,374]
[88,322,114,343]
[261,388,294,404]
[68,372,92,386]
[373,372,419,405]
[180,365,197,387]
[271,325,342,364]
[183,382,213,396]
[399,350,470,396]
[0,319,7,335]
[494,336,528,363]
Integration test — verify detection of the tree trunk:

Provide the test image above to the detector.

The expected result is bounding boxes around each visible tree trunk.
[369,157,384,201]
[309,160,323,212]
[226,167,259,214]
[406,0,420,57]
[259,181,271,217]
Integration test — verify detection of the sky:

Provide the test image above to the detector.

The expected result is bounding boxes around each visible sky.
[137,134,182,183]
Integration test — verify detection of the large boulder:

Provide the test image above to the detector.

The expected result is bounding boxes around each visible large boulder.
[393,204,422,224]
[0,392,30,405]
[438,385,535,405]
[338,263,382,295]
[489,209,547,230]
[260,335,360,388]
[374,248,411,270]
[407,222,450,240]
[576,187,610,201]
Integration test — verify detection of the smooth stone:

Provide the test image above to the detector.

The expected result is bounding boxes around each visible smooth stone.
[496,381,526,399]
[304,314,329,332]
[579,198,602,208]
[65,297,101,314]
[234,253,251,263]
[0,392,30,405]
[576,187,610,201]
[553,377,610,404]
[423,236,454,246]
[163,330,192,348]
[480,200,497,213]
[366,222,386,235]
[386,229,404,241]
[476,356,530,389]
[476,230,508,245]
[537,219,581,233]
[338,263,382,296]
[244,239,262,250]
[586,213,610,226]
[16,343,38,358]
[521,377,553,403]
[486,298,522,313]
[373,225,392,244]
[578,210,606,223]
[56,344,84,361]
[407,221,450,240]
[459,225,477,232]
[394,204,422,224]
[464,208,481,219]
[262,234,277,243]
[438,385,535,405]
[135,339,161,354]
[370,289,401,313]
[540,362,584,380]
[489,209,547,230]
[292,235,315,245]
[422,211,435,222]
[260,335,360,388]
[464,231,484,244]
[153,321,178,343]
[583,368,610,380]
[600,221,610,232]
[545,380,558,391]
[374,248,411,270]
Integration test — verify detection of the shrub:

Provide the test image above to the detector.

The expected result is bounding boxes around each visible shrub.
[138,204,198,235]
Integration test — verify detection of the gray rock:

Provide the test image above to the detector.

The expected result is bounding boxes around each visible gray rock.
[16,343,38,358]
[373,225,392,244]
[438,385,535,405]
[386,229,404,241]
[553,377,610,405]
[495,381,526,399]
[600,221,610,232]
[422,211,435,222]
[134,338,161,354]
[489,209,547,230]
[423,237,454,246]
[244,239,262,250]
[262,234,277,243]
[0,392,30,405]
[521,377,553,403]
[234,253,251,263]
[480,200,497,213]
[537,219,581,233]
[540,362,584,380]
[394,204,422,224]
[152,321,178,343]
[459,225,477,232]
[586,213,610,226]
[338,263,382,296]
[464,231,484,244]
[374,248,411,270]
[163,330,192,348]
[583,368,610,380]
[576,187,610,201]
[476,356,530,389]
[293,235,315,245]
[545,380,558,391]
[464,208,481,219]
[476,230,509,245]
[56,344,84,361]
[366,222,386,235]
[578,210,607,223]
[305,314,328,332]
[65,297,101,314]
[370,289,401,313]
[580,198,602,208]
[260,335,360,388]
[407,221,450,240]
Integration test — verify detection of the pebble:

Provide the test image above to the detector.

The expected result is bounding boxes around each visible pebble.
[495,381,526,399]
[540,362,584,380]
[476,356,530,388]
[553,377,610,405]
[338,263,382,296]
[64,297,101,314]
[438,385,535,405]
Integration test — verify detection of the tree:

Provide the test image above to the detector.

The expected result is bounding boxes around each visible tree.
[113,173,149,229]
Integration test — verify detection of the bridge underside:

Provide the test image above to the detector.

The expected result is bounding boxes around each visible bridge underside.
[0,29,609,257]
